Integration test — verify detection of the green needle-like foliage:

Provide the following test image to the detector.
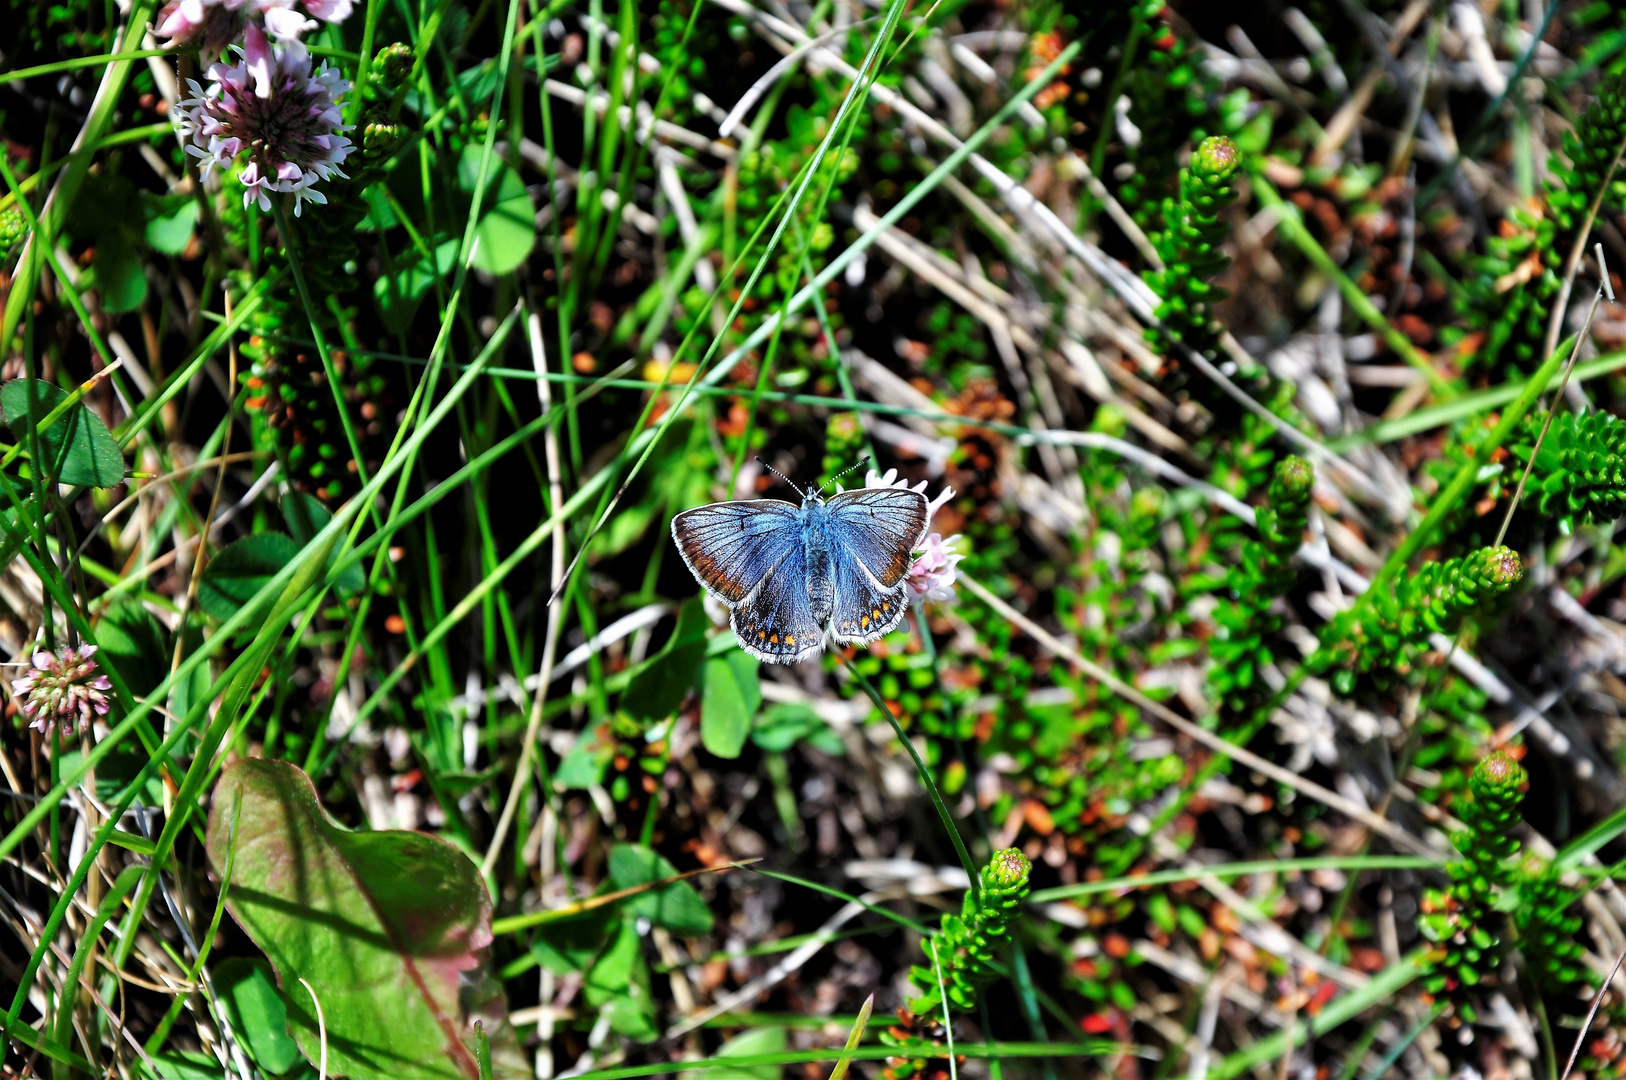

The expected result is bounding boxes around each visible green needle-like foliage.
[1452,75,1626,371]
[909,848,1032,1015]
[1145,135,1242,362]
[0,204,24,257]
[236,43,415,501]
[1512,409,1626,533]
[1513,865,1591,1005]
[1208,455,1313,717]
[1420,750,1527,1021]
[1313,546,1524,691]
[1545,74,1626,238]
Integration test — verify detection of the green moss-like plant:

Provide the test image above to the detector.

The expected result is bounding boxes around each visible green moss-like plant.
[1108,3,1219,230]
[909,849,1032,1014]
[1513,865,1590,1003]
[1420,750,1527,1022]
[0,204,25,257]
[1451,75,1626,371]
[1512,409,1626,533]
[1312,546,1523,692]
[1208,456,1313,717]
[1144,135,1242,362]
[235,43,414,501]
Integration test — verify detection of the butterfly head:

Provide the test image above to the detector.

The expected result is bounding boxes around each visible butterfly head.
[757,455,871,506]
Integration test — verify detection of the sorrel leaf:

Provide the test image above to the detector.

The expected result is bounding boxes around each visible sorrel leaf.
[207,758,496,1080]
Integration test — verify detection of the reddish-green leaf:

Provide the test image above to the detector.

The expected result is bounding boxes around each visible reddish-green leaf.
[206,758,500,1080]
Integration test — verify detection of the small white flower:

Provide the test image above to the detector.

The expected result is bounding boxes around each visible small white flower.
[861,467,955,518]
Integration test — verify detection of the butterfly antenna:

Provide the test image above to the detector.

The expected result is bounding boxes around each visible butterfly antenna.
[755,456,800,492]
[818,455,871,496]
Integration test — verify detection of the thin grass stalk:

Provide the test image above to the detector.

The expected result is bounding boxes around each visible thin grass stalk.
[841,655,980,894]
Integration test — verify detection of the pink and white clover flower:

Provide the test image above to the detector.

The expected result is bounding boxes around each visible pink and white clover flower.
[906,531,965,603]
[174,24,354,215]
[12,643,112,742]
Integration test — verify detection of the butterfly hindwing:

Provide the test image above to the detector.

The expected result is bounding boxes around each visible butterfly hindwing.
[671,499,800,605]
[827,552,910,646]
[729,542,826,664]
[823,487,930,587]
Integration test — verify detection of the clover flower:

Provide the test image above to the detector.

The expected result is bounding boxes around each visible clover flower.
[12,643,112,741]
[859,468,964,603]
[174,24,354,215]
[157,0,351,52]
[907,531,964,602]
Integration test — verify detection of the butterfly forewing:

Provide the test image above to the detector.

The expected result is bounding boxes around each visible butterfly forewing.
[823,487,930,587]
[671,499,800,605]
[729,543,826,663]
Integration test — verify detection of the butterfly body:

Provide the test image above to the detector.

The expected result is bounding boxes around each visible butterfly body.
[672,484,930,663]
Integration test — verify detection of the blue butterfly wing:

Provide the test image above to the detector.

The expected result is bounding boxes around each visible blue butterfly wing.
[824,488,930,586]
[671,499,800,605]
[728,542,827,664]
[827,559,910,645]
[823,488,929,645]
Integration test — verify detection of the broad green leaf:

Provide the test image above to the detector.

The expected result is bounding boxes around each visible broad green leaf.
[528,906,617,976]
[95,601,168,700]
[752,703,844,756]
[375,238,458,335]
[583,919,656,1040]
[678,1028,788,1080]
[586,493,659,559]
[198,533,303,622]
[92,234,149,313]
[458,145,535,275]
[140,1050,228,1080]
[213,957,303,1075]
[70,174,151,312]
[165,621,212,736]
[621,599,709,721]
[602,994,658,1041]
[282,491,365,596]
[700,650,760,759]
[144,194,199,255]
[454,59,504,104]
[58,746,167,807]
[358,185,399,231]
[206,758,504,1080]
[554,722,612,790]
[1,379,125,488]
[607,844,714,936]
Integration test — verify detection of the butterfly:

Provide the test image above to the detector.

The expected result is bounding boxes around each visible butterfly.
[672,465,929,664]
